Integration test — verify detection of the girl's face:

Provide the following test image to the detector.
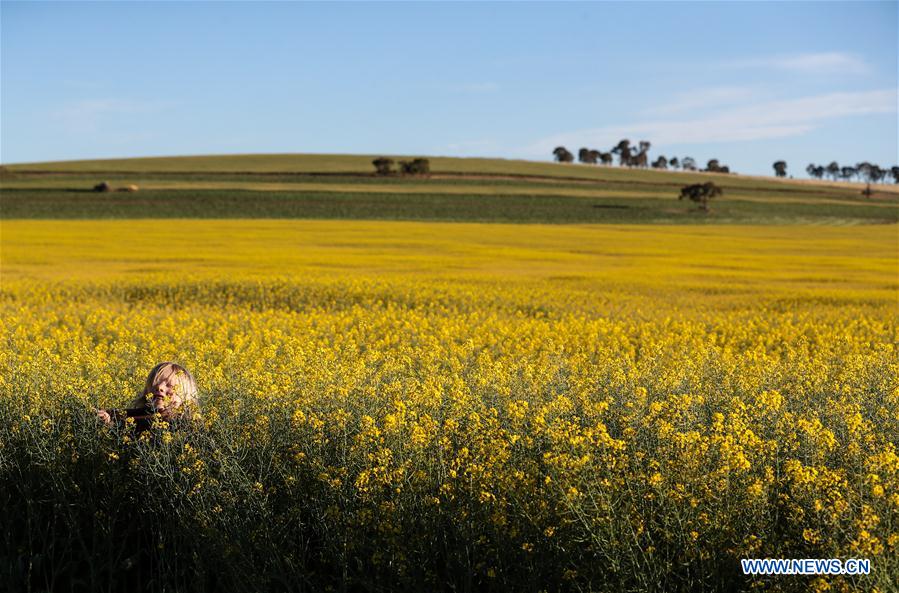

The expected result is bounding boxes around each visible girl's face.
[152,375,183,418]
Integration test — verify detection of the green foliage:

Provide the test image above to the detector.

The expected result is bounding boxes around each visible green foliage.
[553,147,574,163]
[705,160,731,174]
[372,157,395,176]
[679,182,724,212]
[2,187,895,224]
[399,158,430,176]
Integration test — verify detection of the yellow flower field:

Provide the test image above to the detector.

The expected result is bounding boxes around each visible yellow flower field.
[1,220,896,592]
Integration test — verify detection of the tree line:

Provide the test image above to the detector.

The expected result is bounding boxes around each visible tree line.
[553,142,899,185]
[804,161,898,184]
[553,140,731,173]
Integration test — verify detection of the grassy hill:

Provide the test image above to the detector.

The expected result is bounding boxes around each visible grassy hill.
[2,154,896,224]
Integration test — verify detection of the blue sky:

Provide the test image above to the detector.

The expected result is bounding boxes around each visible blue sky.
[2,1,896,176]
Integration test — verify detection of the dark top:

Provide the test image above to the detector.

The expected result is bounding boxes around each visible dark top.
[106,406,190,434]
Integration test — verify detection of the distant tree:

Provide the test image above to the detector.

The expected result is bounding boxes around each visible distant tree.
[372,157,395,176]
[651,156,668,169]
[719,166,731,174]
[631,140,650,168]
[826,161,840,181]
[681,157,697,171]
[631,151,648,168]
[706,159,721,172]
[679,182,723,212]
[773,160,787,177]
[891,166,899,184]
[598,151,614,165]
[669,157,680,170]
[553,146,574,163]
[806,163,824,179]
[399,158,430,176]
[588,150,602,164]
[612,139,633,167]
[856,162,887,184]
[578,148,598,164]
[857,162,874,183]
[840,166,857,182]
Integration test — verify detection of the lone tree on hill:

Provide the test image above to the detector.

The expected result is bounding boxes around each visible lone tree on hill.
[679,182,723,212]
[773,161,787,177]
[806,164,824,179]
[372,157,395,176]
[651,156,668,169]
[681,157,696,171]
[553,146,574,163]
[669,157,680,170]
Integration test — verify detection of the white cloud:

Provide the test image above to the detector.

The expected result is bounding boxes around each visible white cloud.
[524,89,897,155]
[727,52,872,75]
[641,86,765,116]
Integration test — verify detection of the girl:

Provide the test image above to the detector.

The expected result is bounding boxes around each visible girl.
[97,362,200,431]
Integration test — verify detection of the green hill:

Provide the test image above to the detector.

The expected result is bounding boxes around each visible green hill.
[2,154,896,224]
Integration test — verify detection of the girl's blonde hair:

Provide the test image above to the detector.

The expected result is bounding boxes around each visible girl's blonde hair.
[130,361,200,419]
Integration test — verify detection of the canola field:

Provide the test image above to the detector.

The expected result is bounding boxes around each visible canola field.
[1,219,897,592]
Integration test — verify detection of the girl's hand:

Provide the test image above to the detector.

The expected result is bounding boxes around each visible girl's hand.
[97,409,113,425]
